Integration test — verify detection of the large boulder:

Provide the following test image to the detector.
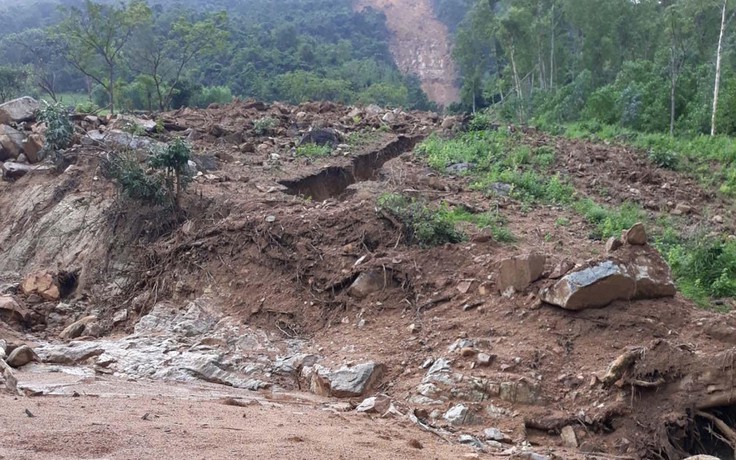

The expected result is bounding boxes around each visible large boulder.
[348,271,396,299]
[0,125,25,161]
[0,295,30,325]
[310,362,385,398]
[497,253,546,295]
[542,245,675,310]
[6,345,38,368]
[20,272,61,301]
[0,97,40,125]
[1,161,52,180]
[59,315,97,340]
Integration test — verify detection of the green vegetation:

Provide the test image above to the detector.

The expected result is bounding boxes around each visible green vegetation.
[295,143,332,158]
[37,101,73,157]
[102,137,193,208]
[253,117,278,136]
[0,0,434,111]
[377,193,464,248]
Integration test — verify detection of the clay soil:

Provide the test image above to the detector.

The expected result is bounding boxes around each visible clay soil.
[2,100,736,459]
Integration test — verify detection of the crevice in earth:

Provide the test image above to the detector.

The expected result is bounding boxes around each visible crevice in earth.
[279,135,422,201]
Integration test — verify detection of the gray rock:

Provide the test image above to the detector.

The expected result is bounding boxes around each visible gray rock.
[22,134,45,163]
[2,161,52,180]
[622,222,647,245]
[682,456,721,460]
[422,357,453,385]
[113,309,128,324]
[356,395,390,414]
[183,360,270,390]
[59,316,97,340]
[0,339,5,360]
[497,253,546,295]
[483,427,508,442]
[311,362,385,398]
[457,434,483,448]
[443,404,471,425]
[0,125,25,161]
[499,379,540,405]
[605,237,623,253]
[0,359,17,394]
[38,341,104,364]
[446,162,475,174]
[381,112,397,124]
[6,345,38,368]
[0,97,40,125]
[541,260,635,310]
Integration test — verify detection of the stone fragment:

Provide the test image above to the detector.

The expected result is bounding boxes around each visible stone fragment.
[548,259,575,279]
[541,261,635,310]
[443,404,471,425]
[59,316,97,340]
[348,271,395,299]
[483,427,509,442]
[672,202,693,216]
[356,395,391,414]
[311,362,385,398]
[6,345,38,368]
[0,96,40,125]
[497,253,546,295]
[20,272,60,301]
[38,341,104,364]
[561,425,578,448]
[605,237,623,253]
[0,125,25,161]
[622,223,647,246]
[22,134,44,163]
[0,295,30,325]
[476,353,494,367]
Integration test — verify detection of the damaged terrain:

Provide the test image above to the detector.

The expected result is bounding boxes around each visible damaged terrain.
[0,96,735,460]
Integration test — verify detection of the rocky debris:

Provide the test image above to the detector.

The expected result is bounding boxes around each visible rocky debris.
[348,270,395,299]
[112,309,128,324]
[0,124,25,161]
[310,362,385,398]
[109,115,157,133]
[605,237,623,253]
[6,345,38,368]
[476,353,494,367]
[356,394,391,414]
[0,359,17,394]
[298,128,341,147]
[483,427,510,442]
[622,222,647,245]
[541,260,635,310]
[20,272,60,301]
[0,295,30,325]
[672,202,693,216]
[22,134,45,163]
[560,425,578,448]
[443,404,472,425]
[84,129,156,150]
[37,341,104,364]
[497,253,546,295]
[0,96,40,125]
[59,315,98,340]
[0,339,6,360]
[548,259,575,279]
[542,225,675,310]
[183,360,269,390]
[1,161,52,180]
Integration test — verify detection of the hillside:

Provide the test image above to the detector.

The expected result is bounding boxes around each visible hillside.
[0,97,734,459]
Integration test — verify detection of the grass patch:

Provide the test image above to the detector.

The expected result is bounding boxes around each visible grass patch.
[296,143,332,158]
[574,199,647,240]
[346,130,382,147]
[440,207,515,242]
[377,193,464,248]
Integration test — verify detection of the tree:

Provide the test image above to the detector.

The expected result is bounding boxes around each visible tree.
[0,66,27,102]
[57,0,152,114]
[129,12,229,111]
[7,29,66,101]
[711,0,735,135]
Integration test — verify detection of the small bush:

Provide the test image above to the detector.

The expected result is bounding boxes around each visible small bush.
[648,148,679,170]
[253,117,278,135]
[575,199,646,240]
[296,143,332,157]
[189,85,233,108]
[377,193,464,247]
[37,101,73,155]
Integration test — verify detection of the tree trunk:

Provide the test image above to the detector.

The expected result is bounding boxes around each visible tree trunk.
[109,65,115,115]
[711,0,728,136]
[510,45,524,122]
[670,43,677,136]
[550,4,555,89]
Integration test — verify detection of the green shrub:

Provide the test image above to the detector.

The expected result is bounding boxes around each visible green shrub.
[189,86,233,108]
[254,117,278,135]
[296,143,332,157]
[101,150,168,204]
[575,199,646,240]
[37,101,73,155]
[377,193,464,247]
[148,138,193,204]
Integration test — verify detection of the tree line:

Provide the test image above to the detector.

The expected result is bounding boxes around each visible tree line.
[0,0,435,113]
[452,0,736,136]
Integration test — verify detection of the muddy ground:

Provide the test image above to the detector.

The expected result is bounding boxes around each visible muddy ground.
[1,100,736,459]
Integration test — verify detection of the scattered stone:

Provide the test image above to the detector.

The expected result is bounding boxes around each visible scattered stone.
[20,272,60,301]
[443,404,472,425]
[713,215,725,224]
[0,359,17,394]
[0,295,30,325]
[348,271,395,299]
[541,260,635,310]
[0,96,40,125]
[622,223,647,246]
[310,362,385,398]
[548,259,575,279]
[356,395,391,414]
[113,309,128,324]
[672,202,693,216]
[299,128,340,147]
[458,434,483,448]
[59,315,97,340]
[38,341,104,364]
[497,253,546,295]
[560,425,578,448]
[605,237,623,253]
[6,345,38,368]
[483,427,509,442]
[460,347,477,358]
[22,134,44,163]
[476,353,494,367]
[446,162,475,174]
[682,456,721,460]
[381,112,397,124]
[0,125,25,161]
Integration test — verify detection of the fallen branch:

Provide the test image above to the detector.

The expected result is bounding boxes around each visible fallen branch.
[416,294,452,314]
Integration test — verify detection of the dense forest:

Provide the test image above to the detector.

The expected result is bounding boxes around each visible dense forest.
[0,0,435,111]
[452,0,736,137]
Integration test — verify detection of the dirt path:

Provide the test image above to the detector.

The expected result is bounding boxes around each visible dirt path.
[0,370,478,460]
[355,0,460,107]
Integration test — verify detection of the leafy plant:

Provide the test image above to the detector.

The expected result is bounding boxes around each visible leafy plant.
[253,117,278,135]
[148,137,193,204]
[377,193,464,247]
[296,143,332,157]
[37,100,73,157]
[101,150,168,204]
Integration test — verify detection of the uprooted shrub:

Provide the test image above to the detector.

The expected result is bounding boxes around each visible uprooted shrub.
[377,193,464,247]
[101,138,193,208]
